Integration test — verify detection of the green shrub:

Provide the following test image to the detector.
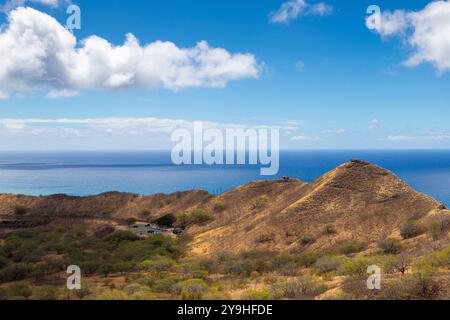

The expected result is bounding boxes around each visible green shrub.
[0,256,9,269]
[101,209,113,217]
[299,235,315,246]
[140,209,152,218]
[417,245,450,269]
[241,289,270,300]
[179,279,208,300]
[0,263,31,283]
[400,220,426,239]
[381,269,442,300]
[379,238,403,255]
[383,254,410,274]
[340,257,371,276]
[338,240,367,255]
[427,214,450,240]
[6,282,32,300]
[153,213,176,227]
[104,230,139,244]
[126,218,137,226]
[295,251,320,268]
[14,205,28,216]
[177,209,214,227]
[277,276,327,299]
[314,255,343,274]
[251,196,269,211]
[213,201,227,212]
[139,256,175,272]
[255,232,275,243]
[152,275,183,294]
[323,224,336,235]
[33,285,59,300]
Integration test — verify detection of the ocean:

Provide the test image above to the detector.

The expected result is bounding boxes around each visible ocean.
[0,150,448,206]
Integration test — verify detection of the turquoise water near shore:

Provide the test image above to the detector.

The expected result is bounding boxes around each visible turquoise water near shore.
[0,150,448,206]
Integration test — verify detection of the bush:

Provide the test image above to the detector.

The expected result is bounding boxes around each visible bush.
[241,289,270,300]
[14,205,28,216]
[381,269,442,300]
[213,201,227,212]
[417,245,450,269]
[251,196,269,211]
[153,213,176,227]
[295,251,320,268]
[139,256,175,272]
[337,240,367,255]
[104,230,139,244]
[33,285,59,300]
[340,257,371,277]
[255,233,275,243]
[323,224,336,235]
[379,238,403,255]
[383,254,411,274]
[152,275,183,294]
[0,256,8,269]
[126,218,137,226]
[6,282,32,300]
[179,279,208,300]
[400,220,426,239]
[0,263,30,283]
[314,255,343,274]
[277,276,327,299]
[427,214,450,240]
[177,209,214,227]
[140,209,152,218]
[299,235,315,246]
[100,209,113,217]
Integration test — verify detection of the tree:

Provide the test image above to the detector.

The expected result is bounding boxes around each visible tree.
[126,218,137,226]
[379,238,403,255]
[6,282,32,300]
[385,254,411,274]
[14,205,28,216]
[34,286,58,300]
[179,279,208,300]
[400,220,426,239]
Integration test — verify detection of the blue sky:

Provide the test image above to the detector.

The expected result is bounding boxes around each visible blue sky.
[0,0,449,150]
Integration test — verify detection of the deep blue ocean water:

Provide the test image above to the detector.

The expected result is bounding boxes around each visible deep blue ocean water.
[0,150,448,206]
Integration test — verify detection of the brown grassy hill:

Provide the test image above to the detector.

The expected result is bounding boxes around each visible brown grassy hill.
[0,160,448,255]
[189,160,448,255]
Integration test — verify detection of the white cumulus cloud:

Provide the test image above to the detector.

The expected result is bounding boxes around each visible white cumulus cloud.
[270,0,333,24]
[0,7,262,98]
[368,1,450,73]
[1,0,65,12]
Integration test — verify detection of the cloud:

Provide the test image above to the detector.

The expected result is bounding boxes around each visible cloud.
[0,0,66,12]
[0,117,301,134]
[295,60,305,72]
[384,129,450,142]
[368,1,450,73]
[387,135,416,142]
[0,7,262,98]
[290,135,323,141]
[369,119,380,130]
[269,0,333,24]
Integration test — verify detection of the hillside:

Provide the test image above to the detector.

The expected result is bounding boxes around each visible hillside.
[0,160,449,300]
[0,160,448,253]
[190,160,447,255]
